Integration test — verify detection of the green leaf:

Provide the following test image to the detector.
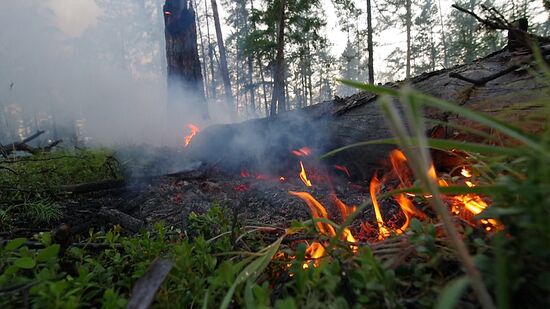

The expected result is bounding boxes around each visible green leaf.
[435,276,469,309]
[36,244,60,262]
[14,257,36,269]
[320,138,523,160]
[4,238,27,251]
[220,234,285,309]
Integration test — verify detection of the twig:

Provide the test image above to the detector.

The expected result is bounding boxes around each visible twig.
[449,65,520,86]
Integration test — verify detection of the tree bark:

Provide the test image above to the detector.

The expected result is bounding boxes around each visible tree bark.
[164,0,208,119]
[366,0,375,84]
[405,0,411,79]
[271,0,287,116]
[211,0,236,117]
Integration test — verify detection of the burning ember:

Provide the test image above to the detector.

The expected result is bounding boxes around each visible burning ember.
[292,147,312,157]
[227,143,498,268]
[184,124,199,147]
[283,148,498,267]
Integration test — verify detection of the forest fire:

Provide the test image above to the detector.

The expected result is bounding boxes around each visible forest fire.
[184,124,200,147]
[282,148,498,267]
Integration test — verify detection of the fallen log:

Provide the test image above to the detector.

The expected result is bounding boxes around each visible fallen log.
[187,47,548,180]
[0,130,62,157]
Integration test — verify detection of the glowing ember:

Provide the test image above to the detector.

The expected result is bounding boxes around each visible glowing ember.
[334,165,351,178]
[461,167,472,178]
[369,175,392,240]
[292,147,312,157]
[299,161,313,187]
[184,124,199,147]
[279,176,286,182]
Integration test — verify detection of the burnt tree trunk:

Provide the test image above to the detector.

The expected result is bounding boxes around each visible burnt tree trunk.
[164,0,208,120]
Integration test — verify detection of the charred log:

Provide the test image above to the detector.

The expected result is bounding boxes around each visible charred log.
[187,47,549,179]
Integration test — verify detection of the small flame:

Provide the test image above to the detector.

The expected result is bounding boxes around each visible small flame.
[184,124,200,147]
[461,167,472,178]
[303,242,326,269]
[279,176,286,182]
[299,161,313,187]
[288,191,335,236]
[330,194,356,221]
[292,147,312,157]
[369,175,392,240]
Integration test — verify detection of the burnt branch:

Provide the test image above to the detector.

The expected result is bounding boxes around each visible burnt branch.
[0,130,62,157]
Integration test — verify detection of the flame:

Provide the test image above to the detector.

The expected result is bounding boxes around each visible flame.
[299,161,313,187]
[461,167,472,178]
[184,124,200,147]
[369,175,392,240]
[330,194,356,221]
[303,242,326,269]
[288,191,335,236]
[292,147,312,157]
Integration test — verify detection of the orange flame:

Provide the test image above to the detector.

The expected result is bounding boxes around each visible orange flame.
[299,161,313,187]
[184,124,200,147]
[330,194,356,221]
[292,147,312,157]
[303,242,326,269]
[369,175,392,240]
[288,191,335,236]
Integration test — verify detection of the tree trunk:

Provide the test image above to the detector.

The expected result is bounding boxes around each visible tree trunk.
[405,0,411,79]
[164,0,208,120]
[211,0,236,117]
[271,0,287,116]
[204,0,217,99]
[366,0,375,84]
[193,0,209,100]
[437,0,449,67]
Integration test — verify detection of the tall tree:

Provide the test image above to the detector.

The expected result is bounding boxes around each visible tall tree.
[366,0,375,84]
[164,0,208,119]
[211,0,235,116]
[405,0,412,79]
[271,0,287,116]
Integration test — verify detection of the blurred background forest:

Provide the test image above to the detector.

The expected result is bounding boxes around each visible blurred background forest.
[0,0,548,145]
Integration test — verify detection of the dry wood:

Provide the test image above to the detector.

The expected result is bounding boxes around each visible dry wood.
[127,259,173,309]
[0,130,62,157]
[99,207,144,232]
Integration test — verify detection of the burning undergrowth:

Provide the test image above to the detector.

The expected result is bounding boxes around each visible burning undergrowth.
[177,122,499,269]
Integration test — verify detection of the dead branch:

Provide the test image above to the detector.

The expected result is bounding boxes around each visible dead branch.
[127,259,173,309]
[0,130,62,157]
[57,179,127,194]
[452,4,550,49]
[449,65,521,86]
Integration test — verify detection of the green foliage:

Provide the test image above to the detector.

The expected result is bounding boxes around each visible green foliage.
[338,57,550,306]
[0,149,123,228]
